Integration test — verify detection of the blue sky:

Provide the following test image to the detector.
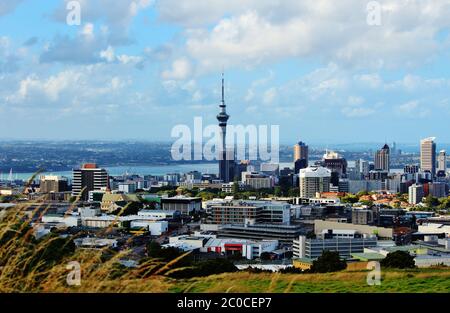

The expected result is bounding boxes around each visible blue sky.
[1,0,450,144]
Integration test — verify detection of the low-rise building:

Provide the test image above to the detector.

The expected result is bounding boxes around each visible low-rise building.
[137,209,180,220]
[41,214,81,227]
[218,223,305,245]
[161,196,201,214]
[293,234,378,259]
[130,220,168,235]
[165,235,279,260]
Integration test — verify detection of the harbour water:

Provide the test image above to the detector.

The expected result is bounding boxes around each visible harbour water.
[2,163,219,181]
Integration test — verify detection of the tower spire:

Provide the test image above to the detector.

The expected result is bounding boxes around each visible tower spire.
[222,72,224,104]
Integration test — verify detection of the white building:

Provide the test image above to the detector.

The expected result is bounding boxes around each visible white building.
[409,184,424,205]
[118,182,137,194]
[41,214,81,227]
[299,167,331,198]
[130,220,168,235]
[419,223,450,237]
[438,150,447,172]
[137,209,179,220]
[165,235,278,260]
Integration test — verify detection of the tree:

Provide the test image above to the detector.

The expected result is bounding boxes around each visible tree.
[168,258,237,278]
[274,186,282,197]
[310,251,347,273]
[260,252,272,260]
[380,251,415,269]
[288,187,299,197]
[232,179,240,196]
[112,201,143,216]
[306,231,316,239]
[341,194,359,204]
[146,241,184,262]
[425,195,439,208]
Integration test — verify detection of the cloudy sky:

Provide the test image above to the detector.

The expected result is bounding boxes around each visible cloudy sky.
[1,0,450,144]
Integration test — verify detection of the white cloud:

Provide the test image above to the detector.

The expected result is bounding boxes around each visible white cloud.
[396,100,430,118]
[160,0,450,72]
[341,106,375,118]
[161,58,192,80]
[100,46,115,62]
[263,87,277,105]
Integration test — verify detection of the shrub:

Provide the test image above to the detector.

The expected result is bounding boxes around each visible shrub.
[310,251,347,273]
[380,251,415,269]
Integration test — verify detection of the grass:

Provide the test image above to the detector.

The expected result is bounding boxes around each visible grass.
[1,201,450,293]
[169,268,450,293]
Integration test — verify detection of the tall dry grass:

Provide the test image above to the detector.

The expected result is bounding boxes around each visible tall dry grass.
[0,199,191,293]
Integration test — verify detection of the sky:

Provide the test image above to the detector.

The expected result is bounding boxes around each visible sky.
[1,0,450,144]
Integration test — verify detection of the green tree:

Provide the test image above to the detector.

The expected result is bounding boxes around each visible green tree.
[112,201,143,216]
[310,251,347,273]
[380,251,415,269]
[425,195,439,208]
[232,179,238,194]
[168,258,237,278]
[288,187,299,197]
[274,186,282,197]
[306,231,317,239]
[341,194,359,204]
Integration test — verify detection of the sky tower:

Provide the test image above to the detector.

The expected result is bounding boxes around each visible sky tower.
[216,73,233,182]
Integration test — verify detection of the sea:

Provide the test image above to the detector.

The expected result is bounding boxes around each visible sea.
[3,163,219,182]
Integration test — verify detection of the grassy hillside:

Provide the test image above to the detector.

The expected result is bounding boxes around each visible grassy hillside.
[169,268,450,293]
[1,204,449,293]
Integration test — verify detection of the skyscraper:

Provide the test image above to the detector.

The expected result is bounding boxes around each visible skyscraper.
[216,73,235,183]
[293,141,308,174]
[40,175,69,193]
[438,150,447,172]
[72,163,109,201]
[408,184,424,205]
[420,137,437,175]
[299,166,331,198]
[374,144,390,171]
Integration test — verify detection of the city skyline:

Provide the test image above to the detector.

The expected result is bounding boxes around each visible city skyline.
[1,1,450,142]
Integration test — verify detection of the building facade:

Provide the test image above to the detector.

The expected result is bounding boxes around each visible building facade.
[375,144,390,171]
[409,184,424,205]
[72,163,109,201]
[299,166,331,198]
[420,137,437,175]
[293,235,378,259]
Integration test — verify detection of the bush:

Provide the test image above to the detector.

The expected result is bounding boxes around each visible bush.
[146,241,185,262]
[380,251,415,269]
[310,251,347,273]
[167,258,237,278]
[279,267,304,274]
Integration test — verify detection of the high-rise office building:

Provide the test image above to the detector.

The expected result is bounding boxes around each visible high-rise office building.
[404,164,419,174]
[354,159,369,179]
[217,73,235,183]
[420,137,437,175]
[321,150,347,176]
[299,166,331,198]
[438,150,447,172]
[39,175,69,193]
[294,141,309,174]
[408,184,424,205]
[72,163,109,201]
[374,144,390,171]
